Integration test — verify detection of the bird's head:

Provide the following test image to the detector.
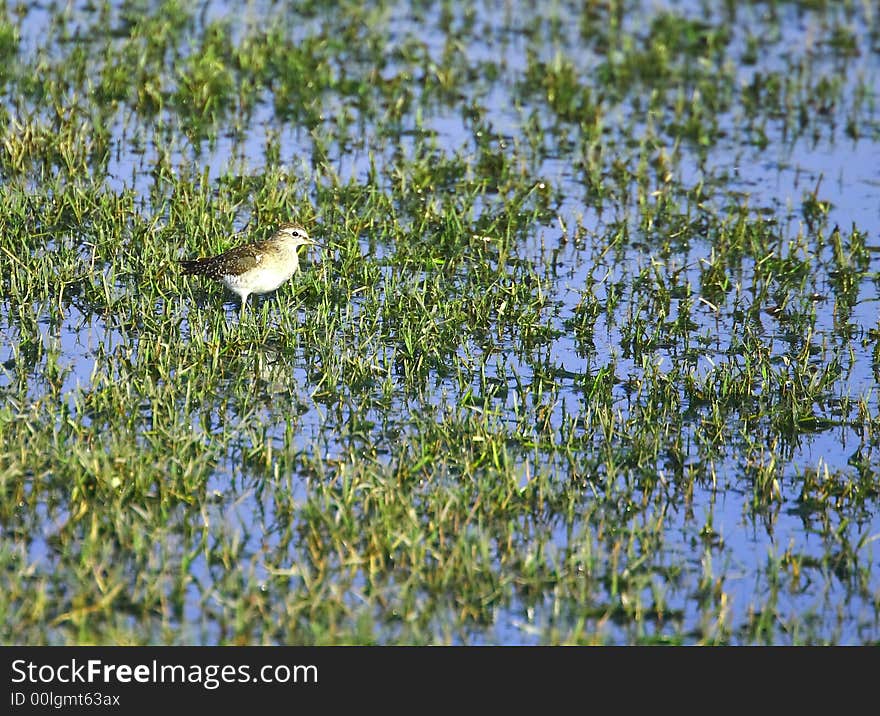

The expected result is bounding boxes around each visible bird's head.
[275,223,321,249]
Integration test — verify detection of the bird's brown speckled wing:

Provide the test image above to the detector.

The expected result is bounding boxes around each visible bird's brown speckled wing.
[181,240,282,279]
[213,241,275,276]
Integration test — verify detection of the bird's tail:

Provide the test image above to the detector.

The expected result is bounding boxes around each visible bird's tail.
[179,258,207,275]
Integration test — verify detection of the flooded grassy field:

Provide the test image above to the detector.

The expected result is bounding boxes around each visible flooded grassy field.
[1,0,879,644]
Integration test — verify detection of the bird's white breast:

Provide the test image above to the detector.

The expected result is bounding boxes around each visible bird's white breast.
[221,251,299,295]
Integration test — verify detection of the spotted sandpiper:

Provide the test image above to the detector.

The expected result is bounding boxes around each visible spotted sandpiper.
[180,222,319,315]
